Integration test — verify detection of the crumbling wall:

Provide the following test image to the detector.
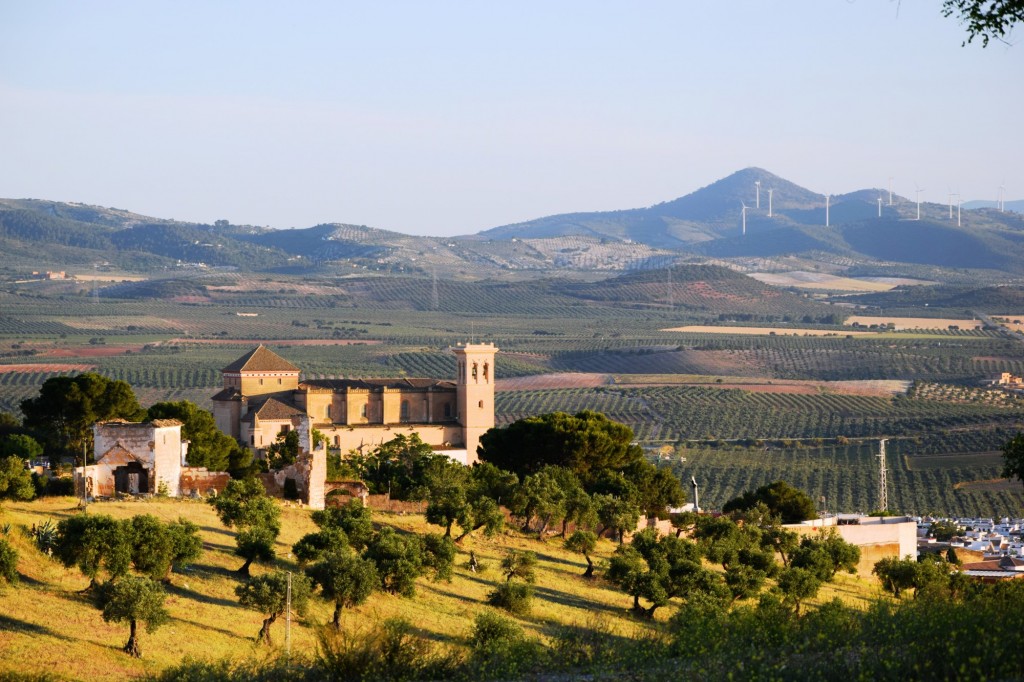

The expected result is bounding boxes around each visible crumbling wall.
[179,468,232,497]
[257,416,326,509]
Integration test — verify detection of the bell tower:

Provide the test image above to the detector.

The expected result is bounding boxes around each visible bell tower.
[451,342,498,464]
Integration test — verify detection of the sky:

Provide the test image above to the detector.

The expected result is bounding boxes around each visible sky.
[1,1,1022,236]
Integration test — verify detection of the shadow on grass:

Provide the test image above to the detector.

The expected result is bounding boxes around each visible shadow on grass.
[201,540,237,553]
[189,562,247,580]
[15,572,47,587]
[530,584,623,616]
[166,581,242,609]
[533,549,587,570]
[404,621,460,646]
[168,614,248,640]
[0,613,72,641]
[421,581,483,608]
[200,525,237,538]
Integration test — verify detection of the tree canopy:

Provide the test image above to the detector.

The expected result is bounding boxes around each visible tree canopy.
[348,434,442,500]
[21,373,144,458]
[236,570,312,645]
[95,575,169,658]
[478,410,643,483]
[209,478,281,575]
[0,434,43,461]
[147,401,248,473]
[1001,432,1024,488]
[306,550,379,630]
[943,0,1024,46]
[0,456,35,503]
[721,480,818,524]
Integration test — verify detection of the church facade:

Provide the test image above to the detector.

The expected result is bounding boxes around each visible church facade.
[212,342,498,465]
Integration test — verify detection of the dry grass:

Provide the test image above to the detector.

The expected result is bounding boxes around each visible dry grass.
[843,316,981,330]
[0,498,886,681]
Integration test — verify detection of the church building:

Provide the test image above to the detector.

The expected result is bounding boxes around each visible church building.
[212,342,498,465]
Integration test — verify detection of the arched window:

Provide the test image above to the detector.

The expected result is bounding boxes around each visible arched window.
[478,400,484,409]
[483,362,489,382]
[360,404,367,418]
[472,362,478,382]
[400,400,410,422]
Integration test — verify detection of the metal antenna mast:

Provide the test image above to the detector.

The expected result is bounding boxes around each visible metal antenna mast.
[878,439,889,513]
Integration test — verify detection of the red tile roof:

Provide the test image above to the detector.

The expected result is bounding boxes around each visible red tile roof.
[222,345,301,373]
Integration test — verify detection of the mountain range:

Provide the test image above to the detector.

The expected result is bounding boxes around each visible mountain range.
[2,168,1023,278]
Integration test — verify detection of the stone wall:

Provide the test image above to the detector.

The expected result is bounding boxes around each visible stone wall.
[179,468,232,497]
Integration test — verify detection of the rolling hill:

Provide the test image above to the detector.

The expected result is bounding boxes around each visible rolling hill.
[3,168,1024,279]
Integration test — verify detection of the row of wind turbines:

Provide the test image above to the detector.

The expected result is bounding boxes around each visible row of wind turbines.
[739,178,1010,236]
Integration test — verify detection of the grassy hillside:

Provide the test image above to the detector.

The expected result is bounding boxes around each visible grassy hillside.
[0,497,884,682]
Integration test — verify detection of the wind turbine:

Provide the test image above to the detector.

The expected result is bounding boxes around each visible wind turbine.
[877,196,883,218]
[825,193,830,227]
[999,184,1006,212]
[888,177,894,206]
[767,188,774,217]
[955,191,962,227]
[755,180,761,209]
[948,189,954,220]
[915,185,925,221]
[740,202,748,236]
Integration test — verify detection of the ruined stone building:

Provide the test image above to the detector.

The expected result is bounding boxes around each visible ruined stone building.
[212,342,498,465]
[76,419,232,499]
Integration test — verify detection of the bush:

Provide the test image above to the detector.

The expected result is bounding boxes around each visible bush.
[467,611,544,679]
[550,615,640,669]
[316,617,456,682]
[32,474,74,497]
[0,537,18,584]
[487,581,534,616]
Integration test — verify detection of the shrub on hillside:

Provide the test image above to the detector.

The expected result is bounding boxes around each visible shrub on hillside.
[487,581,534,616]
[0,537,18,584]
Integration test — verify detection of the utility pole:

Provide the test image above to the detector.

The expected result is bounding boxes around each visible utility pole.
[286,571,292,661]
[878,439,888,513]
[82,442,88,511]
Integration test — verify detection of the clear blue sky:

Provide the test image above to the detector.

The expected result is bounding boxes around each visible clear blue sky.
[1,1,1021,236]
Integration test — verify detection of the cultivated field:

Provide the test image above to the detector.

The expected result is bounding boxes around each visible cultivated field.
[663,325,877,336]
[747,272,930,292]
[2,271,1023,518]
[844,316,982,330]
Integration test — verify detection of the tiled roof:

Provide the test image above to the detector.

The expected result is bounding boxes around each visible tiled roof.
[150,419,183,428]
[211,387,242,401]
[252,397,305,421]
[97,444,143,464]
[222,345,301,373]
[301,378,456,391]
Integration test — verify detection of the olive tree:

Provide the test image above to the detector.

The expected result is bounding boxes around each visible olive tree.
[209,478,281,575]
[236,570,312,645]
[95,575,169,658]
[306,550,378,630]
